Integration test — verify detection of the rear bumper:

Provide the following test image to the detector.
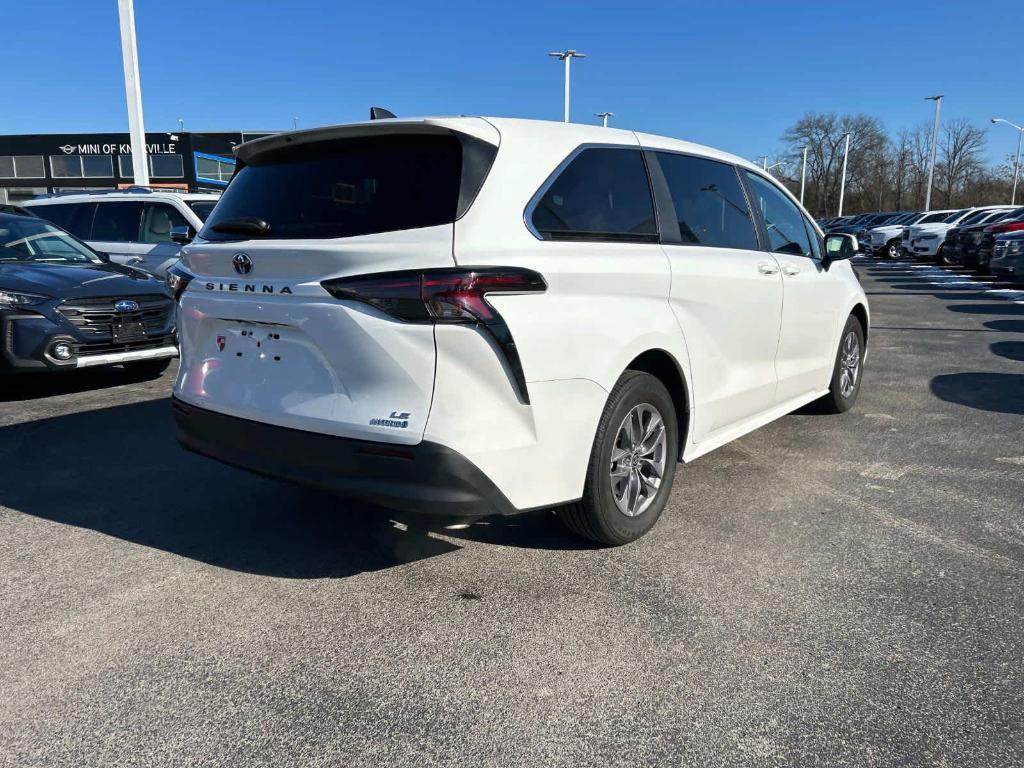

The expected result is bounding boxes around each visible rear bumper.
[171,397,521,518]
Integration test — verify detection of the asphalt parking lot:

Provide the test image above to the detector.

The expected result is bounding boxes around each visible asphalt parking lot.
[1,260,1022,767]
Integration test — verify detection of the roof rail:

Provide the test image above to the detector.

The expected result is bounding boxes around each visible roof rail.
[30,186,177,200]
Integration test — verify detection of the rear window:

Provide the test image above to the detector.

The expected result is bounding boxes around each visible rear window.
[187,201,217,221]
[201,134,466,240]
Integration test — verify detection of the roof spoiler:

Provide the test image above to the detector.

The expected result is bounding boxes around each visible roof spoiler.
[370,107,397,120]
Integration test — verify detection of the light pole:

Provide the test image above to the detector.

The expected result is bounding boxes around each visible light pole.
[924,95,943,211]
[756,155,769,171]
[837,132,852,217]
[799,145,808,205]
[292,117,299,131]
[991,117,1024,205]
[117,0,149,187]
[595,111,614,128]
[548,49,586,122]
[178,118,184,133]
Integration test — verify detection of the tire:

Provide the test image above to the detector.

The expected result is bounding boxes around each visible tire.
[885,240,901,260]
[124,357,173,379]
[558,371,679,546]
[815,315,865,414]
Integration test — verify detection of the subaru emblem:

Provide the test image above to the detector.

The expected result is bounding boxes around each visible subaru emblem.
[114,299,139,313]
[232,252,253,275]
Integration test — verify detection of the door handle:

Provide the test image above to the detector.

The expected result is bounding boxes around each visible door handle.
[757,261,779,275]
[782,264,801,276]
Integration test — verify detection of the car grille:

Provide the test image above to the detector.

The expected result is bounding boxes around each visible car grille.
[71,334,176,357]
[57,295,174,338]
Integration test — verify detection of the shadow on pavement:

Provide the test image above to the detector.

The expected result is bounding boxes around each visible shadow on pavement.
[985,319,1024,333]
[990,341,1024,363]
[0,366,163,402]
[948,303,1024,316]
[0,399,582,578]
[930,373,1024,415]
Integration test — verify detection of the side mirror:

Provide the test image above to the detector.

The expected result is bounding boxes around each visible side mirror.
[824,233,858,265]
[170,225,195,245]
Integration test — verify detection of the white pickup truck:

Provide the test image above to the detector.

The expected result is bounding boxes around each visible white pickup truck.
[904,207,1013,261]
[866,210,953,259]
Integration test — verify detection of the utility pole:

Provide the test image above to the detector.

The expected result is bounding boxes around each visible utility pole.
[991,117,1023,205]
[837,132,852,217]
[799,145,808,205]
[117,0,149,187]
[924,95,943,211]
[595,111,614,128]
[548,50,586,122]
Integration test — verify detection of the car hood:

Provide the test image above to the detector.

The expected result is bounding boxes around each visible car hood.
[868,224,904,236]
[0,261,168,300]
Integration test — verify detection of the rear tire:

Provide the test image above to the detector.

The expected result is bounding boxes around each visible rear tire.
[558,371,679,546]
[814,315,865,414]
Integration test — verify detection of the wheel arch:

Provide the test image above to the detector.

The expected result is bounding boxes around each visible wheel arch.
[849,302,869,345]
[623,348,690,459]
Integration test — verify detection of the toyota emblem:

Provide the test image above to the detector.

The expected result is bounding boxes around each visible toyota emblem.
[232,252,253,275]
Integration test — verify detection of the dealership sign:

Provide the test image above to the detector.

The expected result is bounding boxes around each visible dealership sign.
[58,142,178,155]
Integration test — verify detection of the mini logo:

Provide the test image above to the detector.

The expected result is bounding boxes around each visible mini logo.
[114,299,139,313]
[59,144,75,154]
[216,335,226,351]
[232,253,253,276]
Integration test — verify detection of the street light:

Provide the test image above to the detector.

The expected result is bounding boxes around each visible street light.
[756,155,769,170]
[799,145,809,205]
[548,49,586,123]
[924,95,943,211]
[292,117,299,131]
[991,117,1024,205]
[178,118,185,133]
[117,0,148,187]
[837,132,852,217]
[595,111,614,128]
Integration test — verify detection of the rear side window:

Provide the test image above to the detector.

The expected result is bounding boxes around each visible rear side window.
[745,172,814,258]
[202,134,466,240]
[91,201,143,242]
[531,148,657,242]
[32,202,96,239]
[656,152,758,250]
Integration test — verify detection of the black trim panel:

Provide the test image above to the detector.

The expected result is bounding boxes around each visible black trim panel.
[172,398,526,518]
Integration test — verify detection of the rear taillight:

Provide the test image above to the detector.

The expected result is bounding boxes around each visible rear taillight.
[988,221,1024,234]
[322,267,546,403]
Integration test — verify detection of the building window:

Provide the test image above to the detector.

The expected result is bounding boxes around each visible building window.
[194,152,236,185]
[118,154,185,179]
[0,156,46,179]
[50,155,114,179]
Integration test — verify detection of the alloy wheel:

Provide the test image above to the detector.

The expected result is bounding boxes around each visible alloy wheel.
[839,331,861,398]
[609,403,667,517]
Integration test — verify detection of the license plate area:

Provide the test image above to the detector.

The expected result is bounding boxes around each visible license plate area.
[112,321,146,343]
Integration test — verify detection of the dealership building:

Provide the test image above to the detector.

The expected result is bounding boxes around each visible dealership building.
[0,130,273,205]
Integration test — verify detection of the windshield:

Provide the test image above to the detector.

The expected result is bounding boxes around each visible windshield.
[0,216,102,264]
[943,209,969,223]
[917,211,949,224]
[202,134,468,241]
[187,201,218,222]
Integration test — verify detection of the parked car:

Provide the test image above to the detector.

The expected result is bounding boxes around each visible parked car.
[905,207,1012,261]
[23,188,220,277]
[945,207,1024,268]
[865,211,949,259]
[169,117,868,546]
[990,231,1024,282]
[976,212,1024,274]
[826,213,876,236]
[0,211,177,376]
[858,212,916,257]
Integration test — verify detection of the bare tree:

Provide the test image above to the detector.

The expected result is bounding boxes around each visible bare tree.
[935,119,987,207]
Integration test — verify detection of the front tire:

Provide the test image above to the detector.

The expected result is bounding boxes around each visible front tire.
[815,315,865,414]
[559,371,678,546]
[885,240,901,260]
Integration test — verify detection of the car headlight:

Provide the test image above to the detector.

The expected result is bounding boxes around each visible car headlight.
[920,233,939,240]
[0,289,50,307]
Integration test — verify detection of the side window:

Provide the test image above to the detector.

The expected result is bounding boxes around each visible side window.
[744,172,813,258]
[140,203,189,244]
[32,203,96,240]
[804,218,823,260]
[90,201,144,243]
[531,148,658,241]
[656,152,758,250]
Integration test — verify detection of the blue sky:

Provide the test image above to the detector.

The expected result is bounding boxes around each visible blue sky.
[4,0,1022,165]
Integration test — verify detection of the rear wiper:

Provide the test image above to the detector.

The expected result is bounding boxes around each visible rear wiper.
[210,217,270,236]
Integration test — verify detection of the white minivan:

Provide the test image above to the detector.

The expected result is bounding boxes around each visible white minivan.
[169,117,868,545]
